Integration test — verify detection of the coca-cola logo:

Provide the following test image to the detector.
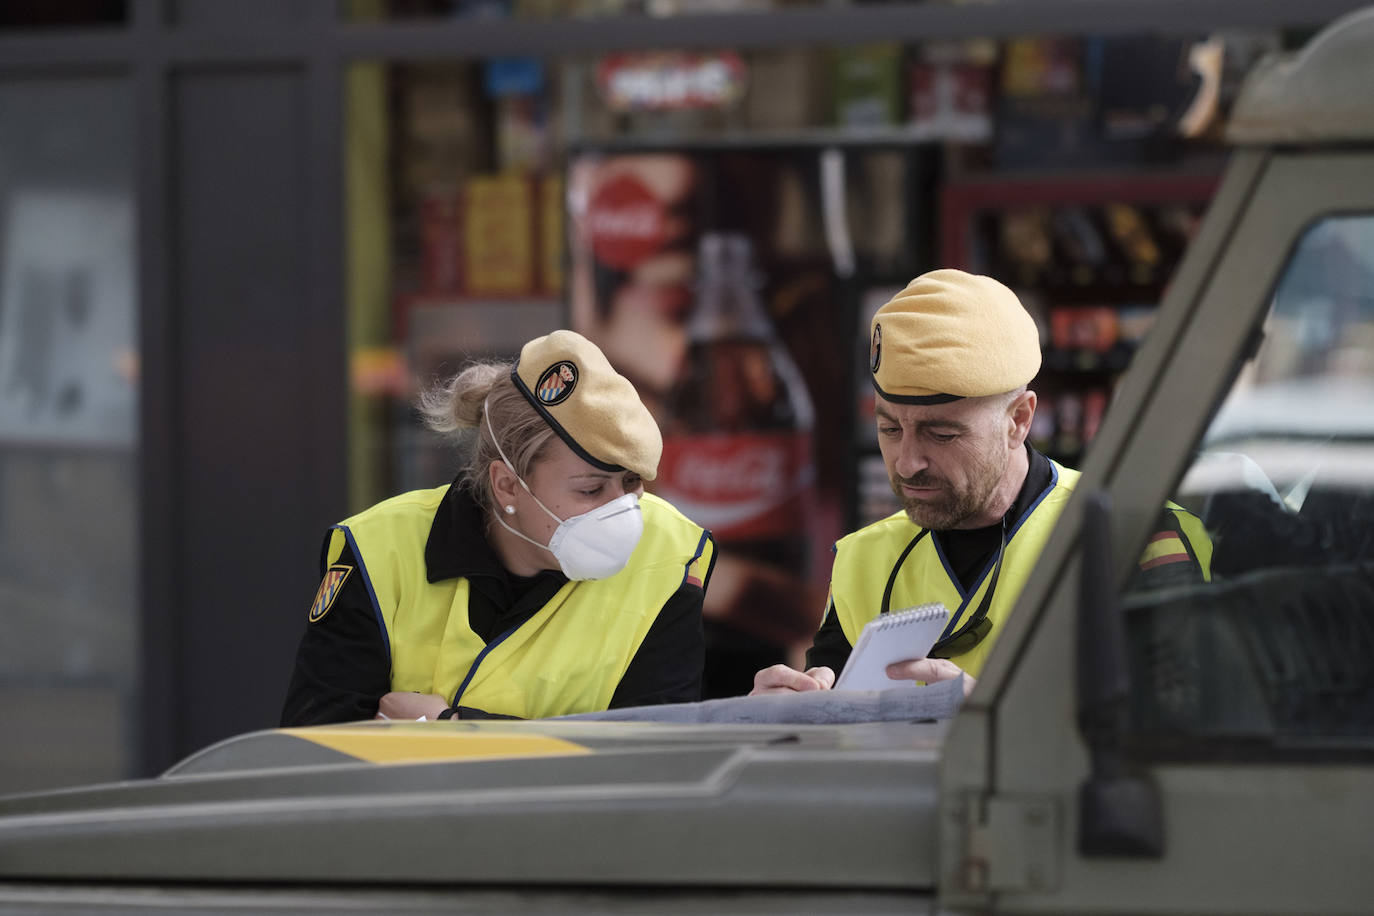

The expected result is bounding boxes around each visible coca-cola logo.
[658,433,814,536]
[675,446,788,501]
[660,434,810,502]
[587,173,667,271]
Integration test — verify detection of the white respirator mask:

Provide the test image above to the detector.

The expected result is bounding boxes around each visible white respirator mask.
[485,400,644,581]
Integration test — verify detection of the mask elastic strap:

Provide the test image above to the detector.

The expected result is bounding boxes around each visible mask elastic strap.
[483,395,563,527]
[492,511,552,553]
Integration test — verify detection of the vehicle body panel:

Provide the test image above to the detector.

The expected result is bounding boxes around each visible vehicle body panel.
[0,720,946,889]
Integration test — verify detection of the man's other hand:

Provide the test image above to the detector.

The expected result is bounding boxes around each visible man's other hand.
[884,658,976,697]
[749,664,836,695]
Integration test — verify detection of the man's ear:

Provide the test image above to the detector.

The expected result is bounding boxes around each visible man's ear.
[1007,389,1037,448]
[489,459,521,509]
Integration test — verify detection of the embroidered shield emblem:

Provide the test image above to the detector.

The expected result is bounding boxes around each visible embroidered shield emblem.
[309,564,353,623]
[870,322,882,374]
[537,360,578,405]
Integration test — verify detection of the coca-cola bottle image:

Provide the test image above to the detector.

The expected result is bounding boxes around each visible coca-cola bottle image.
[655,232,819,695]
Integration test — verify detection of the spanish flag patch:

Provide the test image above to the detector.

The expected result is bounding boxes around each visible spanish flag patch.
[309,564,353,623]
[1139,531,1190,571]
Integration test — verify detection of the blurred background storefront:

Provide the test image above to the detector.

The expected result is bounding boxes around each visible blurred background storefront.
[0,0,1364,791]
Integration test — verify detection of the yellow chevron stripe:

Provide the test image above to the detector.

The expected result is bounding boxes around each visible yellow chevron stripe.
[280,726,591,765]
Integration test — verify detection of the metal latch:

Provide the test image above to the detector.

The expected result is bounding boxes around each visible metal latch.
[952,794,1060,894]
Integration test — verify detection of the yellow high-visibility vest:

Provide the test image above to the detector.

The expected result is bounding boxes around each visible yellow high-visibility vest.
[328,490,711,718]
[829,463,1212,678]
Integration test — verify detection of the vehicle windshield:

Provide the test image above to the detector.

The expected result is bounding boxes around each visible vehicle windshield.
[1122,214,1374,751]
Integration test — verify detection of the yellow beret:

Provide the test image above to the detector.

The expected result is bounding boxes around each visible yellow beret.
[512,330,663,480]
[870,269,1040,403]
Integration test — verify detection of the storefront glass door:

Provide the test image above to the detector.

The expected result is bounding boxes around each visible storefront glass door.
[0,78,139,792]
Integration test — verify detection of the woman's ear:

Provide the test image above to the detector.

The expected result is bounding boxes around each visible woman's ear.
[489,459,521,509]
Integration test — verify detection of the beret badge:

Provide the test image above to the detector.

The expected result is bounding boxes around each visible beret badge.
[536,360,578,405]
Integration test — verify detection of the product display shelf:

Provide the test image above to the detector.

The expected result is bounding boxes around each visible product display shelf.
[939,169,1221,467]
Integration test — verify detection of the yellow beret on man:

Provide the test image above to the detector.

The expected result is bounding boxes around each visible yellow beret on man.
[512,329,663,480]
[870,269,1041,404]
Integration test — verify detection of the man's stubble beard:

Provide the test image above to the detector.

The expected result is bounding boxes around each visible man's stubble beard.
[892,447,1007,531]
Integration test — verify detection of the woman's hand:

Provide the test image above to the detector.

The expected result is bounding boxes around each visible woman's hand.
[376,691,450,720]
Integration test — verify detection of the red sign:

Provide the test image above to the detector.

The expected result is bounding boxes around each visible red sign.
[656,431,813,541]
[586,172,669,271]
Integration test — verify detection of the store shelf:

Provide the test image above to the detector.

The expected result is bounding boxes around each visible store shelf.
[332,0,1374,60]
[939,171,1220,268]
[942,171,1219,466]
[7,0,1357,71]
[1042,345,1135,374]
[568,124,956,153]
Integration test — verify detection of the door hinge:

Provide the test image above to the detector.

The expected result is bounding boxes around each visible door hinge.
[948,793,1060,895]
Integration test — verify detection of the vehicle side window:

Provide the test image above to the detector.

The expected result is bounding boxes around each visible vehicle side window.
[1123,214,1374,752]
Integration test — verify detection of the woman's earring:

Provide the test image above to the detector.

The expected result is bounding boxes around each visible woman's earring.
[504,505,516,515]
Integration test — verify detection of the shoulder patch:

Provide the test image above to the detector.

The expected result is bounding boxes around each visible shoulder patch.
[309,564,353,623]
[1139,531,1190,571]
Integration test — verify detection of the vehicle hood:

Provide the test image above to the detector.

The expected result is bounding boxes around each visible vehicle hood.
[0,709,949,889]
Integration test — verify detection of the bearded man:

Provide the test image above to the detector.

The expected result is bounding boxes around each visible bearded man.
[751,269,1211,697]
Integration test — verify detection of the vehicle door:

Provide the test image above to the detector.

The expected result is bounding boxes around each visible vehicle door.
[938,140,1374,913]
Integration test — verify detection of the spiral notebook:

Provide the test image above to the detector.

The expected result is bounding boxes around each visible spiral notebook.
[833,602,951,691]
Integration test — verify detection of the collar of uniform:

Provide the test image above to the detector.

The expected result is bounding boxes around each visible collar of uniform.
[424,481,511,584]
[930,444,1053,591]
[1008,444,1053,528]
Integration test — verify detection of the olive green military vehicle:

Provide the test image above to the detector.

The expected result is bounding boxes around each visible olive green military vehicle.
[2,8,1373,914]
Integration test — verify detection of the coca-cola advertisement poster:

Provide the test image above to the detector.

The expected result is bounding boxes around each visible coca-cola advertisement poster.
[568,150,848,698]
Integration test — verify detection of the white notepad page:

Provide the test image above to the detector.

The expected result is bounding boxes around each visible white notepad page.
[833,602,951,691]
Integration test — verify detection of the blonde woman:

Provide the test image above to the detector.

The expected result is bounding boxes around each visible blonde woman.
[282,331,714,724]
